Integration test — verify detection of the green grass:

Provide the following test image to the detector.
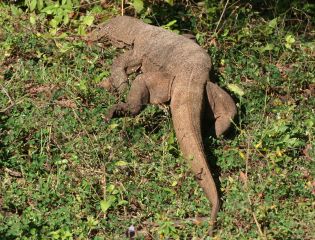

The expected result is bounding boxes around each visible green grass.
[1,2,314,240]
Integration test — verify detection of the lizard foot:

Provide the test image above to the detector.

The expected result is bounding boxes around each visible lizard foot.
[97,78,113,91]
[104,103,130,122]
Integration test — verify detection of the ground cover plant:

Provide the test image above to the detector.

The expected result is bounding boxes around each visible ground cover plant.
[0,1,314,239]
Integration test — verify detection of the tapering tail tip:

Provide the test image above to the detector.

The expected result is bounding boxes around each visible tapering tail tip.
[208,199,219,237]
[208,220,215,237]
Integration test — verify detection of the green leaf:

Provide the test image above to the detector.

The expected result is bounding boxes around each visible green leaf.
[94,71,110,83]
[118,200,128,206]
[82,15,94,26]
[285,35,295,44]
[260,43,274,52]
[30,0,37,12]
[77,25,86,35]
[107,184,115,193]
[66,0,74,8]
[143,18,152,24]
[37,0,44,10]
[41,4,59,14]
[63,14,70,25]
[108,123,119,130]
[133,0,144,13]
[227,83,245,97]
[49,19,59,28]
[163,20,177,28]
[29,14,36,25]
[165,0,174,6]
[268,18,278,29]
[100,196,116,213]
[285,35,295,49]
[11,5,22,16]
[115,161,128,166]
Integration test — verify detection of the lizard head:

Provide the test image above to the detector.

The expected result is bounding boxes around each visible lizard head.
[86,16,138,48]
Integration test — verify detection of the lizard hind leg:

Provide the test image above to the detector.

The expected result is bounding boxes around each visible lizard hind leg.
[104,72,173,122]
[104,74,150,122]
[206,82,237,137]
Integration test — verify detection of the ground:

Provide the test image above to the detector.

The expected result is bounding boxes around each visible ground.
[0,2,314,240]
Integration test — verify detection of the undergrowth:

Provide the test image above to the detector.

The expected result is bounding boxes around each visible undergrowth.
[0,1,314,239]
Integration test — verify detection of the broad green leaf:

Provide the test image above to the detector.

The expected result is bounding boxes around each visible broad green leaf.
[49,19,59,28]
[260,43,274,52]
[41,4,59,14]
[87,216,99,227]
[285,35,295,49]
[108,123,119,130]
[171,181,177,186]
[82,15,94,26]
[11,5,22,16]
[118,200,128,206]
[30,0,37,12]
[94,71,110,83]
[107,184,115,193]
[115,160,128,166]
[305,118,314,128]
[164,20,177,28]
[63,14,69,25]
[77,25,86,35]
[227,83,245,96]
[100,195,116,213]
[37,0,44,10]
[268,18,278,29]
[29,14,36,25]
[167,132,175,145]
[66,0,74,8]
[285,35,295,44]
[143,18,152,24]
[165,0,174,6]
[133,0,144,13]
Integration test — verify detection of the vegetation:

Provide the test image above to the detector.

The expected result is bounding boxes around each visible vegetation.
[0,1,314,239]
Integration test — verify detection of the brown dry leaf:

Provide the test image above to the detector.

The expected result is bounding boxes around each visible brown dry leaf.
[239,171,248,185]
[55,99,77,109]
[209,38,218,47]
[302,144,313,161]
[275,63,293,75]
[97,79,112,90]
[4,167,23,177]
[27,84,56,95]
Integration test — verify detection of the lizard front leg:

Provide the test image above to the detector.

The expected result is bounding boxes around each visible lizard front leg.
[99,50,142,93]
[104,72,173,121]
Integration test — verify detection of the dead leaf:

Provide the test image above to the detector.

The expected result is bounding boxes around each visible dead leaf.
[27,84,56,96]
[302,144,312,161]
[209,38,218,47]
[55,99,77,109]
[4,167,23,177]
[239,171,248,185]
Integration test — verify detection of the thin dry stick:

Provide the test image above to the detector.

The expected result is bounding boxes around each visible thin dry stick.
[247,196,266,239]
[121,0,124,16]
[244,136,266,240]
[73,0,101,9]
[214,0,230,34]
[1,84,13,103]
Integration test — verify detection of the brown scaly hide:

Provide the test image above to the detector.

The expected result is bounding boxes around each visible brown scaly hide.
[87,16,237,236]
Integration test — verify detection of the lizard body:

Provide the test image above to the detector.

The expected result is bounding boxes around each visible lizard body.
[87,16,237,236]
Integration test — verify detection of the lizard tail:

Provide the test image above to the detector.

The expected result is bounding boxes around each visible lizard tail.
[170,85,220,236]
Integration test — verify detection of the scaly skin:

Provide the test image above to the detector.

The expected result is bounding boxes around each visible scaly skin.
[87,16,237,236]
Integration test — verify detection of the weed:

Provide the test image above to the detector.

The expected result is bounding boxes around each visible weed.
[0,1,314,239]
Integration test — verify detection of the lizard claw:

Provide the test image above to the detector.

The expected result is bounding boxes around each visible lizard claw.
[104,103,128,123]
[97,79,113,91]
